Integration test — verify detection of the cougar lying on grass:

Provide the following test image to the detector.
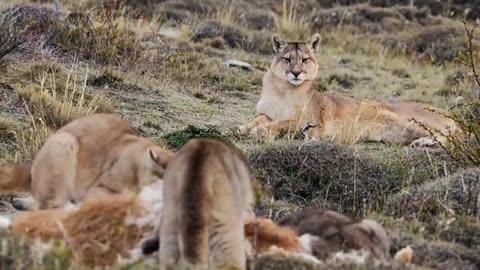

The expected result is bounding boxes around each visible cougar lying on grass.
[0,113,173,210]
[238,33,462,147]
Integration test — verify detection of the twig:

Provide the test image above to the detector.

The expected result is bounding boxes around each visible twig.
[459,17,480,88]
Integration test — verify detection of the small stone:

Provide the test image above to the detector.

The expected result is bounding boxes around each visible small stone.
[224,60,254,72]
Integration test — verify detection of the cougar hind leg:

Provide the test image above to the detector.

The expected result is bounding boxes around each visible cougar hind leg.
[209,218,246,270]
[31,132,79,209]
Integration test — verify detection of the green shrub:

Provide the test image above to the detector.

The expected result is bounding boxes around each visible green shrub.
[161,125,229,149]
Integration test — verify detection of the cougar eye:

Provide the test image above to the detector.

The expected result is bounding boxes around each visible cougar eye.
[282,57,290,63]
[302,58,310,63]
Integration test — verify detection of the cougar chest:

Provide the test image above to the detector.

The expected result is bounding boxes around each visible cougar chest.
[256,86,310,121]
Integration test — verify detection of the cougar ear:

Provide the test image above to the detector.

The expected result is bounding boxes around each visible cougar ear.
[307,33,321,52]
[272,33,286,53]
[149,148,160,163]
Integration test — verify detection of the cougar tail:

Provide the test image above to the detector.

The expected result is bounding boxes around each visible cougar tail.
[0,164,32,193]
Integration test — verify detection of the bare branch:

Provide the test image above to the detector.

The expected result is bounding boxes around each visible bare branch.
[460,17,480,89]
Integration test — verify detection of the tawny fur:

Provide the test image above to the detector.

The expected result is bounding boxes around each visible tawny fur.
[244,217,301,254]
[9,208,68,241]
[394,246,414,264]
[0,113,173,209]
[8,191,153,268]
[238,33,462,147]
[0,164,31,193]
[278,208,391,262]
[158,138,254,270]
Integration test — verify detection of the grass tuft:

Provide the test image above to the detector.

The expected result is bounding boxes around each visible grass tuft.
[17,64,114,130]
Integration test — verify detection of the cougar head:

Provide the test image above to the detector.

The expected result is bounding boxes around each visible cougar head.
[270,33,321,86]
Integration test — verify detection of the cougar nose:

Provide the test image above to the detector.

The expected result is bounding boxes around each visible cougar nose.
[291,71,301,78]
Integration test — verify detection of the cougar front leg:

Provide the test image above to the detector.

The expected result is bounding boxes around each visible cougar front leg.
[249,119,299,139]
[238,114,271,135]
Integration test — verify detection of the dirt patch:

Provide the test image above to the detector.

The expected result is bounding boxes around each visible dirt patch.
[87,72,146,93]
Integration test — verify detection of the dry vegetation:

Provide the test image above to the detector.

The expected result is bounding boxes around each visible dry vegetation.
[0,0,480,269]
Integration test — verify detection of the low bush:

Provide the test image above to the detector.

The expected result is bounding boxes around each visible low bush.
[387,167,480,221]
[248,141,456,217]
[160,125,229,149]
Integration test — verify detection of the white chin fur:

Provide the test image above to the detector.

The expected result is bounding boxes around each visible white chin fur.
[289,79,304,86]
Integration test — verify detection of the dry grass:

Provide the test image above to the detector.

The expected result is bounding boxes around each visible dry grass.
[17,63,114,129]
[274,0,312,40]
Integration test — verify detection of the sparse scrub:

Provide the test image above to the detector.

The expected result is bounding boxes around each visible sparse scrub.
[419,19,480,168]
[192,20,246,49]
[435,70,478,97]
[327,73,358,89]
[0,116,19,161]
[387,167,480,221]
[14,115,52,162]
[0,5,59,60]
[248,141,454,217]
[383,22,480,65]
[0,7,25,61]
[0,229,73,270]
[50,1,145,66]
[239,10,275,30]
[274,0,311,40]
[244,31,274,55]
[389,227,480,269]
[157,49,261,92]
[310,4,430,34]
[0,117,17,145]
[16,65,114,129]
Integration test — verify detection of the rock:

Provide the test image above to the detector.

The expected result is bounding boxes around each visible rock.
[224,59,254,72]
[157,26,182,39]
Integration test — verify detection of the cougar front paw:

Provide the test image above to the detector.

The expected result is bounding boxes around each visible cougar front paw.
[410,137,438,148]
[249,126,268,138]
